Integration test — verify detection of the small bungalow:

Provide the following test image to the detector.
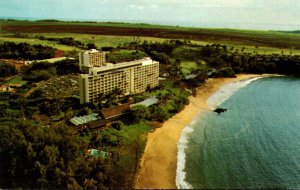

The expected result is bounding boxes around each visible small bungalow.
[85,119,108,130]
[100,103,131,120]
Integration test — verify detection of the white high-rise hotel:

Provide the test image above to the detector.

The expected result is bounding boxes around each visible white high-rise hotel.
[79,49,159,104]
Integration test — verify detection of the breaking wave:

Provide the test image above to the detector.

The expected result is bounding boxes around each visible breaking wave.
[176,116,197,189]
[207,77,264,109]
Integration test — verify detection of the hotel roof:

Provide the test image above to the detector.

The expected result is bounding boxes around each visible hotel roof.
[90,57,157,75]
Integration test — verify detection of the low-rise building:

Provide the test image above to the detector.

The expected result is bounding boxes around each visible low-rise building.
[0,85,15,92]
[0,59,28,72]
[100,103,132,120]
[70,113,101,126]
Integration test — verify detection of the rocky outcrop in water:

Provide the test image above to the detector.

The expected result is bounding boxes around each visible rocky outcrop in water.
[214,108,227,114]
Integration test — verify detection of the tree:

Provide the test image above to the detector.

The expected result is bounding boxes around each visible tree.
[0,123,116,189]
[150,105,170,122]
[149,51,171,65]
[0,42,55,60]
[131,105,150,122]
[157,91,172,104]
[111,121,124,131]
[54,58,79,75]
[0,62,17,77]
[208,58,227,69]
[86,43,97,50]
[170,58,181,77]
[0,125,28,188]
[29,88,45,99]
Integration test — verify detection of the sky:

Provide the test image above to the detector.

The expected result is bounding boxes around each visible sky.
[1,0,299,30]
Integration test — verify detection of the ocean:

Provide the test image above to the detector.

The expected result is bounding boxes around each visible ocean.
[177,76,300,189]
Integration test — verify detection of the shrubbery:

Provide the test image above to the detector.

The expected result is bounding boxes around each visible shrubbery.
[0,123,115,189]
[0,42,55,60]
[0,62,17,77]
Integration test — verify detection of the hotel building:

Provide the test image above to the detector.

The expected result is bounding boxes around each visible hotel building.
[79,53,159,104]
[79,49,107,73]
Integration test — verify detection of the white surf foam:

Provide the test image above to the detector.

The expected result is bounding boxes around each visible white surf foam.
[176,115,199,189]
[207,77,264,109]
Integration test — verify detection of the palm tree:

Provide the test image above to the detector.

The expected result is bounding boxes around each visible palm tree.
[84,178,97,189]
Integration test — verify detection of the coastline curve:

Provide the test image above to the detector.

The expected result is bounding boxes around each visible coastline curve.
[176,75,275,189]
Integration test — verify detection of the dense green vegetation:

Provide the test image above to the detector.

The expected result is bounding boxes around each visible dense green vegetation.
[0,35,81,52]
[0,115,152,189]
[0,122,116,189]
[0,41,56,60]
[20,58,79,83]
[0,83,153,189]
[36,35,97,50]
[0,62,17,77]
[122,40,300,78]
[106,50,147,63]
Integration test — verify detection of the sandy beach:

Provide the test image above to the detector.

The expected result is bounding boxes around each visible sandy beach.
[135,74,268,189]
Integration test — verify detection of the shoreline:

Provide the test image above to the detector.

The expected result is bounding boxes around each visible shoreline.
[134,74,272,189]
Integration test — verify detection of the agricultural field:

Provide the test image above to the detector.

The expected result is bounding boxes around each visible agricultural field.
[2,20,300,55]
[2,20,300,47]
[30,33,168,48]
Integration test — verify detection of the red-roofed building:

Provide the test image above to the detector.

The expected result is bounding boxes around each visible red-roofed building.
[54,50,64,58]
[100,103,131,120]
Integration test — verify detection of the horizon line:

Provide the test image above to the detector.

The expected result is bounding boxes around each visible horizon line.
[1,16,299,32]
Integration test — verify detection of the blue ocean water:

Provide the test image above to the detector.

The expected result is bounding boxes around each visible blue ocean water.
[178,76,300,189]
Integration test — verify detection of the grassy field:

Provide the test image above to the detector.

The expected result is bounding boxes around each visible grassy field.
[0,32,169,51]
[225,43,299,55]
[6,75,27,85]
[0,35,80,51]
[180,61,197,75]
[26,33,168,48]
[2,33,299,56]
[107,122,151,186]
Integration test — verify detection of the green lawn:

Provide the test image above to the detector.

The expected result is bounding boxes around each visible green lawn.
[0,36,81,51]
[180,61,197,75]
[121,122,151,145]
[225,43,300,55]
[26,33,168,48]
[110,122,151,185]
[106,49,147,63]
[6,75,27,85]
